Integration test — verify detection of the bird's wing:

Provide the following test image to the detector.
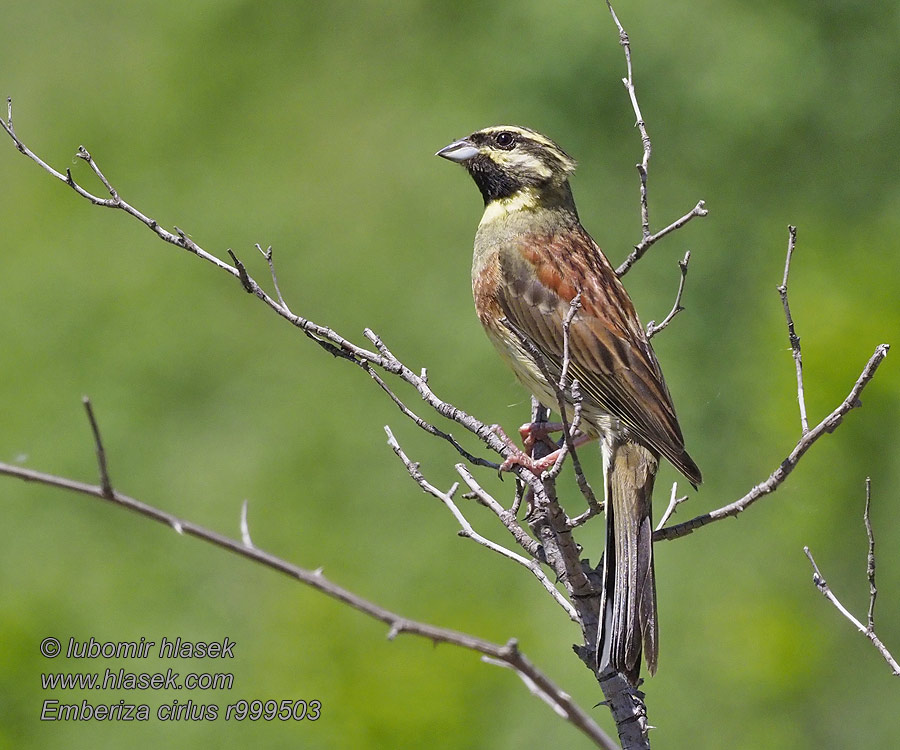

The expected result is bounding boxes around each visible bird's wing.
[496,224,701,485]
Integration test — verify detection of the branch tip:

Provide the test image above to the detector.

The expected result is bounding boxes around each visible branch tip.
[240,499,254,548]
[82,396,114,498]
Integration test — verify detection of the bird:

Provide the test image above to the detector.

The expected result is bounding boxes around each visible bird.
[437,125,701,684]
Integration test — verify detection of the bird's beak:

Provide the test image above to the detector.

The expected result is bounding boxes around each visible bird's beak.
[436,137,480,163]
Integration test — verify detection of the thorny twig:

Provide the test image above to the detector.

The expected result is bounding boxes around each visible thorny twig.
[0,451,613,747]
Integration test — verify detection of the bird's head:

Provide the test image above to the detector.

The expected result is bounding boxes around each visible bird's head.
[437,126,577,210]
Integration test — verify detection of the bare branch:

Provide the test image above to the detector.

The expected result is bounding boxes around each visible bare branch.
[560,382,603,525]
[500,318,599,514]
[777,225,809,433]
[255,243,293,314]
[240,500,254,548]
[606,0,706,278]
[864,476,877,631]
[365,362,497,469]
[545,294,601,512]
[82,396,114,498]
[558,292,582,390]
[647,251,691,338]
[803,544,899,676]
[0,455,613,744]
[655,482,688,531]
[385,427,578,621]
[454,463,546,562]
[616,201,708,277]
[605,0,651,244]
[655,343,890,541]
[482,642,620,750]
[1,101,536,477]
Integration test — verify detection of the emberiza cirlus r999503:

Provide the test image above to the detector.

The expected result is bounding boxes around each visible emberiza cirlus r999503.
[437,125,701,685]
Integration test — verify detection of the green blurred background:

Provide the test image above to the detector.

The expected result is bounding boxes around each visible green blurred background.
[2,1,898,748]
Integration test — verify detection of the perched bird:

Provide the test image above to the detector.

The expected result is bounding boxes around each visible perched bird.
[437,125,701,684]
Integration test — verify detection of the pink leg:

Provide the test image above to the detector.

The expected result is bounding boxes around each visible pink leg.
[518,421,566,452]
[491,424,596,475]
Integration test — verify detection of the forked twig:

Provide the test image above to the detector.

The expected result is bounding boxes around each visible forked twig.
[385,426,578,621]
[606,2,706,278]
[804,480,899,678]
[656,343,889,541]
[647,251,691,338]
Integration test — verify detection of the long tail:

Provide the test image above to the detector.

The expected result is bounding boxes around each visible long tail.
[597,440,659,685]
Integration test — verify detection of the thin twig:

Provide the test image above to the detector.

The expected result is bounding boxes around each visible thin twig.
[256,243,293,314]
[655,482,688,531]
[559,292,582,390]
[606,1,706,279]
[481,655,567,719]
[777,226,809,433]
[365,363,497,469]
[656,344,890,541]
[240,500,254,548]
[548,293,600,511]
[803,545,899,676]
[615,201,707,277]
[454,463,546,562]
[605,0,651,243]
[864,476,877,632]
[82,396,113,498]
[385,427,578,621]
[647,251,691,339]
[501,319,600,515]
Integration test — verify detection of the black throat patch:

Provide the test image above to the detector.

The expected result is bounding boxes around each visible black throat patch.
[466,155,523,205]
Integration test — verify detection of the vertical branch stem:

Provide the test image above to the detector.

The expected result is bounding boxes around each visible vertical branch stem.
[777,225,809,434]
[82,396,114,498]
[864,476,877,632]
[606,0,651,243]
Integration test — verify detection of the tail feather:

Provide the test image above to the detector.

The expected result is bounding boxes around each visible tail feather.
[598,440,659,684]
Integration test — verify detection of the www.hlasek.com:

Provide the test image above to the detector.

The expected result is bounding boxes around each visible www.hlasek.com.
[39,636,321,723]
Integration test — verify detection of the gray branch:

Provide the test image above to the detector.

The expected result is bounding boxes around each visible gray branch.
[655,343,889,542]
[646,251,691,339]
[777,226,809,433]
[606,2,707,279]
[0,440,615,748]
[803,479,899,677]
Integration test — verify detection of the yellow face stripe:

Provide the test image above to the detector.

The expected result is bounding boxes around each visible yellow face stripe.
[474,125,577,176]
[490,150,553,178]
[479,187,540,226]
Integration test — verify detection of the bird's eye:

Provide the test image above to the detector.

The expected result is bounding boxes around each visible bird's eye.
[495,131,516,149]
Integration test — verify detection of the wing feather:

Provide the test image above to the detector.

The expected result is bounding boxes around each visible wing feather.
[496,225,701,485]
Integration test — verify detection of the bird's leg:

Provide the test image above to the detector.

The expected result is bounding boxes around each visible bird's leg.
[519,421,566,453]
[491,424,595,475]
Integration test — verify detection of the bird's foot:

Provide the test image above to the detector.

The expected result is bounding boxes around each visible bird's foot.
[490,423,569,475]
[518,421,566,453]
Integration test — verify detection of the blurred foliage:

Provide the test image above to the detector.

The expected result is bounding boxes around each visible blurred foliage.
[1,1,898,748]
